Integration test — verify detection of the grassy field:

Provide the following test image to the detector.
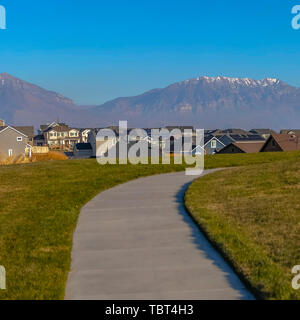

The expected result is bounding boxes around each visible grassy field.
[185,153,300,300]
[0,151,299,300]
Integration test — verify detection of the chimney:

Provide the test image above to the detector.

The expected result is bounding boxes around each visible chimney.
[0,119,5,126]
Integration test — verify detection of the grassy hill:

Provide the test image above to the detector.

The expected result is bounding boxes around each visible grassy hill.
[185,154,300,299]
[0,151,299,299]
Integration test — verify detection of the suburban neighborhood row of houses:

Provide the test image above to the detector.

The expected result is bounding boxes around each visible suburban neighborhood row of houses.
[0,118,299,159]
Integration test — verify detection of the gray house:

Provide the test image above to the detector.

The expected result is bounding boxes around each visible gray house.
[204,135,226,154]
[0,126,32,158]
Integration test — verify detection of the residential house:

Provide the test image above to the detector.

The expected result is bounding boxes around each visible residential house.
[203,135,226,154]
[13,126,34,145]
[0,126,32,158]
[217,141,265,154]
[0,120,34,145]
[41,123,80,150]
[79,129,92,143]
[180,134,228,155]
[260,134,300,152]
[163,133,226,155]
[206,133,265,153]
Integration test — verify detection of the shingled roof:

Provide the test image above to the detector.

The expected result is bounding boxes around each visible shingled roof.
[13,126,34,138]
[271,134,300,151]
[232,141,265,153]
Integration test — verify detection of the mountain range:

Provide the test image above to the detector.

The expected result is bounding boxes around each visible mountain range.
[0,72,299,130]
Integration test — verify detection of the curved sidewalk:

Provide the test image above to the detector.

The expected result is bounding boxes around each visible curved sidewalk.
[65,170,254,300]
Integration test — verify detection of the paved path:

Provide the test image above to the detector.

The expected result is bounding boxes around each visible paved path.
[65,170,254,300]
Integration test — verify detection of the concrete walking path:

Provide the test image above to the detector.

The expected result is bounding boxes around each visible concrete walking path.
[65,170,254,300]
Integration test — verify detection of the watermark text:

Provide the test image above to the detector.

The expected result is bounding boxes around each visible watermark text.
[0,5,6,30]
[292,265,300,290]
[292,5,300,30]
[0,265,6,290]
[96,121,204,176]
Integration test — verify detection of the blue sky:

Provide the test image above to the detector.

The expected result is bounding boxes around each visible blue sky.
[0,0,299,104]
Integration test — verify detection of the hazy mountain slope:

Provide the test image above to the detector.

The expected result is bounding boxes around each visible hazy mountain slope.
[0,73,90,127]
[0,73,299,130]
[92,76,300,129]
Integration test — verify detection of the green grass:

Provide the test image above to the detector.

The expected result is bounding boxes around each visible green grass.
[0,151,299,300]
[185,153,300,300]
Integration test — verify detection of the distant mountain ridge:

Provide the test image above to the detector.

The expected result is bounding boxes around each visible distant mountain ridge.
[0,72,88,128]
[91,75,300,129]
[0,73,299,130]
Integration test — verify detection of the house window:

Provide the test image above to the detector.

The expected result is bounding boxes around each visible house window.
[17,137,23,142]
[8,149,13,157]
[211,140,217,148]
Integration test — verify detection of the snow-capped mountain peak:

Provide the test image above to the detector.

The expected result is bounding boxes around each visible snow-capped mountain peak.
[182,76,281,87]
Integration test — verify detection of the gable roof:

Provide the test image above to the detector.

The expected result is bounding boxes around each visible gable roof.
[230,141,265,153]
[13,126,34,138]
[269,134,300,151]
[0,126,28,137]
[204,135,225,147]
[44,124,70,133]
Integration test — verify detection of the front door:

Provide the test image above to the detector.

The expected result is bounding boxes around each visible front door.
[8,149,13,157]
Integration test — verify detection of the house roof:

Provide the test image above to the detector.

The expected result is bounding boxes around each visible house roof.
[229,134,265,142]
[214,133,264,144]
[280,129,300,135]
[204,135,225,147]
[270,134,300,151]
[13,126,34,138]
[220,128,250,135]
[75,143,92,150]
[41,123,71,133]
[250,129,277,135]
[0,126,28,137]
[232,141,265,153]
[216,134,235,145]
[44,125,70,133]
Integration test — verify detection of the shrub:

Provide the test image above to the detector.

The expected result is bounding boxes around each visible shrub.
[32,151,68,162]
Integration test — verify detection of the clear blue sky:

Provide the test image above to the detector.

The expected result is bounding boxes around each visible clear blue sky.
[0,0,299,105]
